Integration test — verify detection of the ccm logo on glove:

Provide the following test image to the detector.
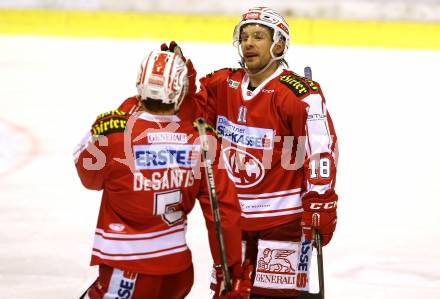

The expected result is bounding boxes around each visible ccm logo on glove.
[301,190,338,246]
[310,201,337,210]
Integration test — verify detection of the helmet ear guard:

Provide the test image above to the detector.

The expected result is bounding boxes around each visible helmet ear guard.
[136,50,188,111]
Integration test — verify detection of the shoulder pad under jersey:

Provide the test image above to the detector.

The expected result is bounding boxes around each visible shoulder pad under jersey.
[95,109,127,120]
[91,109,128,137]
[117,96,141,115]
[279,71,320,97]
[206,67,240,78]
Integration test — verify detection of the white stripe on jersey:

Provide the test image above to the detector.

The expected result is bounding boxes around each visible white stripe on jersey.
[238,188,303,218]
[302,94,333,157]
[241,208,303,218]
[92,246,188,261]
[237,188,301,199]
[95,223,185,239]
[92,223,188,261]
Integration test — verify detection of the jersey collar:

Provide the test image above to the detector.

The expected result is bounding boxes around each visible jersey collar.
[241,65,284,101]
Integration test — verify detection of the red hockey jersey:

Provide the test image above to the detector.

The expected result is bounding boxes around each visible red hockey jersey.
[74,96,241,275]
[196,66,338,231]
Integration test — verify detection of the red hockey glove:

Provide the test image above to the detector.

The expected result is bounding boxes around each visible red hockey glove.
[160,41,196,96]
[161,41,186,61]
[301,190,338,246]
[215,260,253,299]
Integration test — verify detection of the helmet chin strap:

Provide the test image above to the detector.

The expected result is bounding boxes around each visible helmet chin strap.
[238,42,284,78]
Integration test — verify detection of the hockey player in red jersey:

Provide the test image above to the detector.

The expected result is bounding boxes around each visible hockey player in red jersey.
[167,6,339,298]
[74,50,251,299]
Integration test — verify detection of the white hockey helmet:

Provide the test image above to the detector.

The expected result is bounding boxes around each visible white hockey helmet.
[233,7,290,70]
[136,50,188,110]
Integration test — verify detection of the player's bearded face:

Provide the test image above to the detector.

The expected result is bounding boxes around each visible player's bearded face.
[239,25,274,73]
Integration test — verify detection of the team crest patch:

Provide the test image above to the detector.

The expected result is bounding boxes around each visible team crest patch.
[279,75,309,97]
[253,239,312,291]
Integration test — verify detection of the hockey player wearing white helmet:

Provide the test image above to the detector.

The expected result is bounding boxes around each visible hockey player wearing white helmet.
[199,7,339,299]
[163,7,339,299]
[74,50,252,299]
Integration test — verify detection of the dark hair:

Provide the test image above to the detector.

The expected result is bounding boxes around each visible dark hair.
[140,98,175,113]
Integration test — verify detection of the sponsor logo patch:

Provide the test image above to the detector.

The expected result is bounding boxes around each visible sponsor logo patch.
[261,89,274,93]
[92,117,127,136]
[307,113,326,121]
[296,239,313,289]
[147,132,188,144]
[227,78,240,89]
[243,12,261,20]
[216,116,273,149]
[257,248,296,274]
[253,239,312,291]
[109,223,125,232]
[133,144,196,170]
[279,75,309,97]
[277,23,289,34]
[106,268,137,299]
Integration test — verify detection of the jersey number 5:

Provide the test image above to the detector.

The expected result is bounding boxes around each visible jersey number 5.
[154,190,184,225]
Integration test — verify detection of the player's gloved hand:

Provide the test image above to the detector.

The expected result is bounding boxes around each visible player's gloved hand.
[160,41,197,96]
[161,41,186,61]
[301,190,338,246]
[215,260,253,299]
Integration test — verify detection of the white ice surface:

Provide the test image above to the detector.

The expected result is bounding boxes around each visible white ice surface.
[0,36,439,298]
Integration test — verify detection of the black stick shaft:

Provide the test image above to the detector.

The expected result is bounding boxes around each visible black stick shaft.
[315,232,325,299]
[194,117,232,292]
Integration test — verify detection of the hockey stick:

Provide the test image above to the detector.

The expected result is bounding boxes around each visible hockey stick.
[193,117,232,292]
[299,66,325,299]
[304,66,313,82]
[298,232,324,299]
[315,231,325,299]
[77,278,97,299]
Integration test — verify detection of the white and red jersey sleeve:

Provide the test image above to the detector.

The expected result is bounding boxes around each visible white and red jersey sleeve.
[276,73,338,195]
[300,82,337,195]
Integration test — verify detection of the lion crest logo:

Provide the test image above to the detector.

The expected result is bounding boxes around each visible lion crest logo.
[257,248,295,273]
